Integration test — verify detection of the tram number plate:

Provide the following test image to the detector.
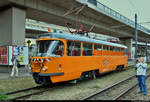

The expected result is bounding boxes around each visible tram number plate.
[34,63,40,68]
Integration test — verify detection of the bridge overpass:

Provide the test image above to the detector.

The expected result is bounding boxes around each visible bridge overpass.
[0,0,150,58]
[25,19,150,59]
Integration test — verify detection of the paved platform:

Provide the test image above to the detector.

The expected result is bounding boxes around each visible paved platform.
[0,66,32,80]
[0,72,31,80]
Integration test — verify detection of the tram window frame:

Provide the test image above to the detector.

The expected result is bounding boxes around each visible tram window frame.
[103,45,109,51]
[35,40,65,57]
[110,46,115,51]
[94,44,102,50]
[121,48,124,52]
[116,47,120,52]
[51,40,65,57]
[67,40,81,56]
[83,42,93,56]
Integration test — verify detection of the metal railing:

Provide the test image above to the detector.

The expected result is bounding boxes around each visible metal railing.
[84,0,150,34]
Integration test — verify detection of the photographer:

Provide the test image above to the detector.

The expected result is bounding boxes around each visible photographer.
[135,57,147,95]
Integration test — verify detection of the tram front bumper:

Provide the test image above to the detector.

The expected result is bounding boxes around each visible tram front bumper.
[39,72,64,76]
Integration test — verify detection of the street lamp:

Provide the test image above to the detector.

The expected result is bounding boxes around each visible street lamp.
[135,13,138,61]
[146,39,148,63]
[27,40,31,64]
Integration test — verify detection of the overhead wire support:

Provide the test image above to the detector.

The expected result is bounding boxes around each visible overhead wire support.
[63,4,87,16]
[63,4,95,35]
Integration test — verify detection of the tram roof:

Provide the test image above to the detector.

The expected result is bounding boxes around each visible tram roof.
[37,33,127,48]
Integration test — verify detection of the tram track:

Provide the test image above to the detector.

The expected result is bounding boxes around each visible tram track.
[4,65,135,100]
[6,83,68,101]
[5,86,42,95]
[80,68,150,100]
[5,85,50,101]
[113,74,150,100]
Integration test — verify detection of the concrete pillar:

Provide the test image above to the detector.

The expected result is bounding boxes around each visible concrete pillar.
[0,6,26,46]
[120,38,133,59]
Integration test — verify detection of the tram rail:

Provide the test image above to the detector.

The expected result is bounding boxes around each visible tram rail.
[80,68,150,100]
[4,65,136,101]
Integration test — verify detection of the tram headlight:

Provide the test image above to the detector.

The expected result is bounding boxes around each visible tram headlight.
[42,67,47,71]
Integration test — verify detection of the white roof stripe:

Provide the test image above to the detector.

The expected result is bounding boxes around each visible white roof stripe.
[38,33,127,48]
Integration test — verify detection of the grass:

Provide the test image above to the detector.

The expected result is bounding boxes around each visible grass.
[92,85,100,89]
[0,76,37,94]
[0,94,8,100]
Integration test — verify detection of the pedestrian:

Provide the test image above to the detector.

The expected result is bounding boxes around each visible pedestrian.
[135,57,147,95]
[10,56,20,78]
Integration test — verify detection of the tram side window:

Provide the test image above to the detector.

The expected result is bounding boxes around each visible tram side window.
[67,41,81,56]
[94,44,102,50]
[110,46,115,51]
[125,49,127,56]
[116,47,120,52]
[83,43,93,56]
[103,45,109,51]
[121,48,124,52]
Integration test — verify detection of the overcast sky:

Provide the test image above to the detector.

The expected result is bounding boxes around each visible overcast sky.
[97,0,150,29]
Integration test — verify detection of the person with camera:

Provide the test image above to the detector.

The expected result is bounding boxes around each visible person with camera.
[135,57,147,95]
[10,55,20,78]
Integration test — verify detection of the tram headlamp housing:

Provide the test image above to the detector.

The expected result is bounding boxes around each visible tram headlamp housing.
[42,67,47,71]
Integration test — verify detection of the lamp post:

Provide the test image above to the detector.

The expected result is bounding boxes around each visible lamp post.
[146,39,148,63]
[135,13,138,61]
[27,40,31,64]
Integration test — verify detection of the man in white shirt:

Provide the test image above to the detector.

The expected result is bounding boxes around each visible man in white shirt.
[10,56,19,78]
[135,57,147,95]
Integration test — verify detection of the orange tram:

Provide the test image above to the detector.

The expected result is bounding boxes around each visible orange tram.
[30,33,128,85]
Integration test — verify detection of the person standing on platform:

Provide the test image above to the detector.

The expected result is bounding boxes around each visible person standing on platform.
[135,57,147,95]
[10,56,19,78]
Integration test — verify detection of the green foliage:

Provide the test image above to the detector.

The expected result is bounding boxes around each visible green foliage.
[93,85,100,89]
[0,94,8,100]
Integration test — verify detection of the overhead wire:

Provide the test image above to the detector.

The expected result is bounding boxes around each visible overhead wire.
[127,0,140,15]
[127,0,142,24]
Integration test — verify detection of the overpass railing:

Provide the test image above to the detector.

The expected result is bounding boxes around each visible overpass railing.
[82,0,150,34]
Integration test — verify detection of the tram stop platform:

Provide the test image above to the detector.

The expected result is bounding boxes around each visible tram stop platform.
[0,65,31,80]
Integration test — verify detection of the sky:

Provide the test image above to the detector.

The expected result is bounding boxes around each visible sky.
[97,0,150,29]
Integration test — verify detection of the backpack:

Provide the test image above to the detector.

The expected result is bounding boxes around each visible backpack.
[16,59,21,68]
[11,57,14,62]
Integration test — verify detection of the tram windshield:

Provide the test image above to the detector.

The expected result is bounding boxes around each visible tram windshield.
[33,40,64,57]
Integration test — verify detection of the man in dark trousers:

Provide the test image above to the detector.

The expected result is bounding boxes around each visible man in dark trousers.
[135,57,147,95]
